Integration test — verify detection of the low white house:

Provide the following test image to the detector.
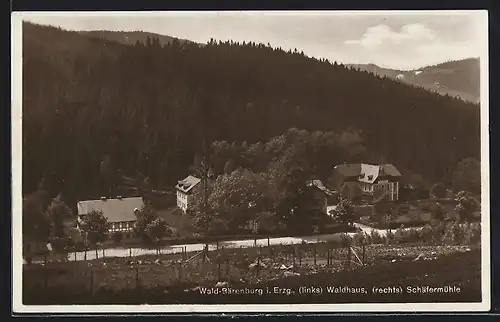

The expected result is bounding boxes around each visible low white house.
[175,175,201,213]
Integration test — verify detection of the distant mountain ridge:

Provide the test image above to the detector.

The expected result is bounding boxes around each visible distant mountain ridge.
[79,30,197,47]
[346,58,480,103]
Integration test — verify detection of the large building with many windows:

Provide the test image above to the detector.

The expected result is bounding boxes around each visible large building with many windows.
[332,163,402,201]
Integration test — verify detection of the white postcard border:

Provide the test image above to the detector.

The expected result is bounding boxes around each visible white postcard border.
[11,10,491,313]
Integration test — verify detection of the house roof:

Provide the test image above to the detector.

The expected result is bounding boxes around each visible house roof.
[359,164,380,184]
[77,197,143,223]
[379,164,402,177]
[334,163,401,183]
[307,179,336,196]
[175,175,201,193]
[334,163,362,177]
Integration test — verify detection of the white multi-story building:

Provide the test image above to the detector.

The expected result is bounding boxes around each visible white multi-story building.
[175,175,201,213]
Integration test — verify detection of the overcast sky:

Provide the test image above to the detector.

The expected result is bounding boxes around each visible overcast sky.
[20,11,486,70]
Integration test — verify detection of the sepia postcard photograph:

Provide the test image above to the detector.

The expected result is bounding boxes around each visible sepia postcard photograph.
[11,10,490,313]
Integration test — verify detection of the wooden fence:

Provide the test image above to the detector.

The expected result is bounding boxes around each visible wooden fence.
[24,239,369,295]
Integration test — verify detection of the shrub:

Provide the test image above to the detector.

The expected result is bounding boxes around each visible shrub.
[73,240,88,252]
[418,224,434,244]
[369,230,385,244]
[112,231,123,244]
[379,214,392,228]
[469,223,481,245]
[352,232,368,246]
[340,233,353,247]
[431,203,446,221]
[430,182,447,199]
[394,227,420,244]
[463,222,481,245]
[393,227,405,244]
[442,222,466,245]
[406,227,421,243]
[391,227,420,244]
[50,236,71,253]
[386,230,395,245]
[364,232,373,245]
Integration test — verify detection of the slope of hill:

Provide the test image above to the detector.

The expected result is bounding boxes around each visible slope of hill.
[22,22,480,198]
[80,30,480,103]
[347,58,480,103]
[79,30,196,47]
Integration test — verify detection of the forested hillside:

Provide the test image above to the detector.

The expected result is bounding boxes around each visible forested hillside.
[22,22,480,201]
[347,58,480,103]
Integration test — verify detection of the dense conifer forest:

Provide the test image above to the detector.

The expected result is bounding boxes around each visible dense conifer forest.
[22,22,480,201]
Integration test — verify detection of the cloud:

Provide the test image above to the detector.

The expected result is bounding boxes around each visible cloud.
[345,23,436,49]
[343,22,482,69]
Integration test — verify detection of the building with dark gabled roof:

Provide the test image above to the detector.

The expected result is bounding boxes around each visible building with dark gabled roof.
[77,196,144,236]
[333,163,402,201]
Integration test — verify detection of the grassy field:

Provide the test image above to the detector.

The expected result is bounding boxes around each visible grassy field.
[22,242,479,305]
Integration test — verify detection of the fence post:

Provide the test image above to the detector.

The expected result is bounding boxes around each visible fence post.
[298,244,302,267]
[226,259,230,280]
[327,249,330,268]
[217,259,221,281]
[216,240,219,250]
[135,264,140,290]
[84,248,87,261]
[178,262,183,282]
[347,246,352,270]
[102,248,105,258]
[362,244,366,267]
[313,243,317,266]
[256,255,260,279]
[95,248,98,260]
[267,237,270,247]
[74,251,77,262]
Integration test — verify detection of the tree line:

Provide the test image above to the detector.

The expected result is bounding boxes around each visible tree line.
[187,129,480,235]
[22,127,480,257]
